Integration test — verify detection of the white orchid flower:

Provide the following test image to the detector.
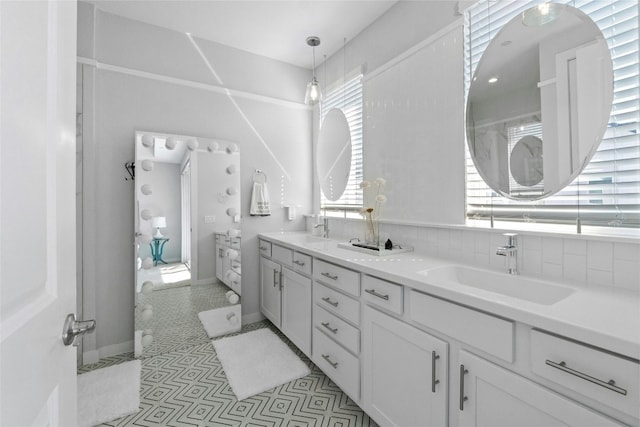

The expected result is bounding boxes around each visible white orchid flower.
[359,180,371,189]
[375,177,386,186]
[376,195,387,204]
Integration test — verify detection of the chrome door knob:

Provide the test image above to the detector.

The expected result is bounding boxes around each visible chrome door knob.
[62,313,96,346]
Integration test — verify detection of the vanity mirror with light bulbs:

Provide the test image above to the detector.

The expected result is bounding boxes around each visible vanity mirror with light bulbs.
[134,131,242,357]
[466,3,614,201]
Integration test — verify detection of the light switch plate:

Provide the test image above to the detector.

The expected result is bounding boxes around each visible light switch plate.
[204,215,215,224]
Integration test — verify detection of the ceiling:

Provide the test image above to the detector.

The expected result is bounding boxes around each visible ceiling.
[86,0,398,69]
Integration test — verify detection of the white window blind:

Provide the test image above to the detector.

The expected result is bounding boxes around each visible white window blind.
[320,75,364,211]
[465,0,639,228]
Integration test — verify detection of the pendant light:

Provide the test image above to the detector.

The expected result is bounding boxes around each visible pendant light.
[304,36,322,105]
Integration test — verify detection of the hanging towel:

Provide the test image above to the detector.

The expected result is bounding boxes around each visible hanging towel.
[250,181,271,216]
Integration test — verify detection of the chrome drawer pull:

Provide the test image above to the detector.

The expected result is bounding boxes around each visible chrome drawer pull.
[432,351,440,393]
[365,289,389,300]
[545,360,627,396]
[321,322,338,334]
[321,297,339,307]
[322,354,339,369]
[260,246,268,251]
[459,365,468,411]
[293,260,306,266]
[321,272,338,280]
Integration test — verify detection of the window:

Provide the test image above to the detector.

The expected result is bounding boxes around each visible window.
[465,0,639,229]
[320,74,364,213]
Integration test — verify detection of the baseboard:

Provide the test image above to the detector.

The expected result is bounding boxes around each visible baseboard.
[242,311,265,325]
[83,340,134,365]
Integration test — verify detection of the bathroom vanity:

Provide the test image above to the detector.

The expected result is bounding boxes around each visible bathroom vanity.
[258,232,639,427]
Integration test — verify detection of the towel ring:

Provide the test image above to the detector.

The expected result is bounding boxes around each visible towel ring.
[253,169,267,183]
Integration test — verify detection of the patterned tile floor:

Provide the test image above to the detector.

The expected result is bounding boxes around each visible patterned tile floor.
[80,284,378,426]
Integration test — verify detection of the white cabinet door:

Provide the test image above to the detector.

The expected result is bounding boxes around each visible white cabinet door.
[281,268,311,356]
[260,257,281,326]
[363,306,448,427]
[458,350,623,427]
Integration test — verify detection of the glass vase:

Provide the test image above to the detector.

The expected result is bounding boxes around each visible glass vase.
[364,213,380,247]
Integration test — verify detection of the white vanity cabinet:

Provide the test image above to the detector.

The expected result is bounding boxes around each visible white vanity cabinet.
[362,305,448,427]
[458,350,623,427]
[259,242,312,357]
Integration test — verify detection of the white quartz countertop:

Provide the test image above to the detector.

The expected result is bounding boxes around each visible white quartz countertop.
[259,231,640,360]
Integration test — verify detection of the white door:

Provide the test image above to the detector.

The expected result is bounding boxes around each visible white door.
[1,1,78,425]
[281,267,311,356]
[362,306,448,427]
[259,257,281,326]
[458,350,623,427]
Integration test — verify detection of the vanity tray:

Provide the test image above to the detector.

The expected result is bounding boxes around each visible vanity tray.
[337,242,414,257]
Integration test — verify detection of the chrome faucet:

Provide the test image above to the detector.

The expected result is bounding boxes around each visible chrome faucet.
[313,216,329,238]
[496,233,518,275]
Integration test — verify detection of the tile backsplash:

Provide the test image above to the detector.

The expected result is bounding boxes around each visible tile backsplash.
[327,218,640,293]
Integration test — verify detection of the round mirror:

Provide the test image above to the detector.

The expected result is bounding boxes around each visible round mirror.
[317,108,352,201]
[466,4,613,200]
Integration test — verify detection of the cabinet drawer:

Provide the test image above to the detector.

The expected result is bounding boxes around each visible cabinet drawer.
[272,244,292,266]
[313,328,360,401]
[531,329,640,419]
[313,304,360,355]
[409,290,514,362]
[362,275,403,315]
[314,283,360,326]
[258,240,272,257]
[313,259,359,296]
[292,252,312,276]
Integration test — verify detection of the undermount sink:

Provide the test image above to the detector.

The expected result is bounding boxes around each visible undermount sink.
[418,265,574,305]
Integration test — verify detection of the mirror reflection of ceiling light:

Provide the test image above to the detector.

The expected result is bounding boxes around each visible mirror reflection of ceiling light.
[488,77,499,83]
[522,2,561,27]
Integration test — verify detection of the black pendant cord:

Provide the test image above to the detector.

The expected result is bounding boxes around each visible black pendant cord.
[125,161,135,181]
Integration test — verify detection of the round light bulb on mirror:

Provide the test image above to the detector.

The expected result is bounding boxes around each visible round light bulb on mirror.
[226,143,239,154]
[141,184,152,195]
[141,209,153,221]
[141,134,154,148]
[139,233,152,244]
[165,137,178,150]
[226,207,238,217]
[207,141,219,152]
[141,334,153,347]
[142,257,153,270]
[141,159,154,171]
[226,187,237,196]
[186,138,199,151]
[141,281,153,294]
[141,308,153,321]
[226,165,237,175]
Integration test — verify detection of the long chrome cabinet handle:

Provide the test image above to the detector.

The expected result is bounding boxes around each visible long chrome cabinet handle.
[364,289,389,300]
[432,351,440,393]
[545,360,627,396]
[293,260,305,266]
[322,354,339,368]
[459,365,468,410]
[321,322,338,334]
[279,271,284,290]
[321,297,339,307]
[321,272,338,280]
[273,270,278,288]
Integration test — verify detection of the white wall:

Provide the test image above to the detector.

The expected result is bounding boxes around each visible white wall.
[78,2,312,359]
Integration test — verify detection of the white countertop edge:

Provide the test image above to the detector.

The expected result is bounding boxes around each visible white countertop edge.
[258,231,640,360]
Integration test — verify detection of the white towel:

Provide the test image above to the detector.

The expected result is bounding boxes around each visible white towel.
[250,182,271,216]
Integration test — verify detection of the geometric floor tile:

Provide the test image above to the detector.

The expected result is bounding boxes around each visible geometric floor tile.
[82,321,378,426]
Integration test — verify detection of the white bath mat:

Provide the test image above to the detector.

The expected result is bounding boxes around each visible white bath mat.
[77,359,141,427]
[213,328,310,401]
[198,305,241,338]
